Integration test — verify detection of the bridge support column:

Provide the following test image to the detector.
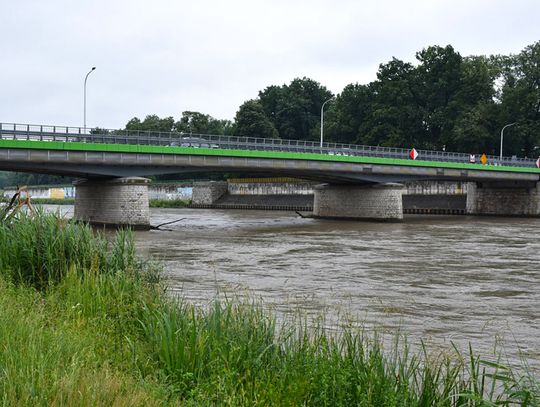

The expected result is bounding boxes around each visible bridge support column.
[191,181,228,206]
[313,183,405,221]
[74,177,150,229]
[466,181,540,217]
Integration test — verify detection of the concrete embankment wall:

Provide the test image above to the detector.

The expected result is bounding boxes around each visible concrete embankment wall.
[403,181,467,214]
[190,179,469,214]
[227,178,315,195]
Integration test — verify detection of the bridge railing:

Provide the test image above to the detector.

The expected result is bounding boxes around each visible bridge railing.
[0,122,537,168]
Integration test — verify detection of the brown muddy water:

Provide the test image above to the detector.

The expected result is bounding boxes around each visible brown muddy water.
[52,205,540,369]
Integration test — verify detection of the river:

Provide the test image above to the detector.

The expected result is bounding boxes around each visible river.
[51,205,540,369]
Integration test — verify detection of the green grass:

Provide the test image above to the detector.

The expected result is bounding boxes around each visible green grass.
[30,198,75,205]
[149,199,190,208]
[0,212,538,405]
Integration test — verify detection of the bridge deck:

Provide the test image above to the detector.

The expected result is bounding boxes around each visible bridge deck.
[1,123,539,182]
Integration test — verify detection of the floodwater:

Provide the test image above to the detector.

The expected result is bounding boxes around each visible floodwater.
[52,206,540,369]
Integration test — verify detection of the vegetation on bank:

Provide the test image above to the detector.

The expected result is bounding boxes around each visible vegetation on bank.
[0,212,538,405]
[0,197,189,208]
[149,199,189,208]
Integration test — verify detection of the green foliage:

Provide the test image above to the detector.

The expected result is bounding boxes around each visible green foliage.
[325,83,373,145]
[364,58,423,147]
[0,278,168,406]
[234,99,279,138]
[258,77,334,141]
[126,115,175,133]
[0,214,169,405]
[123,112,233,137]
[175,111,233,135]
[137,298,540,406]
[0,210,141,289]
[0,171,73,189]
[149,199,189,208]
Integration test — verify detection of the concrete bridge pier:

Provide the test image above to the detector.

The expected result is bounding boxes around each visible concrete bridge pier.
[191,181,228,206]
[313,183,405,221]
[466,181,540,217]
[74,177,150,229]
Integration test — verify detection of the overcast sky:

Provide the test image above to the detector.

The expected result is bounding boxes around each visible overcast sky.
[1,0,539,129]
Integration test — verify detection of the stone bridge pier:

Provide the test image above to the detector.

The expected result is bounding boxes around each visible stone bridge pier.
[313,183,405,221]
[74,177,150,229]
[191,181,228,205]
[466,181,540,217]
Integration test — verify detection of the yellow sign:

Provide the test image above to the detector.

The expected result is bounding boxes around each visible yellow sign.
[480,154,488,165]
[49,188,65,199]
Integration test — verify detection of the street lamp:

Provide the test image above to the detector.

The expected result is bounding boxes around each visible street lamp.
[499,122,516,161]
[83,67,96,130]
[320,97,334,148]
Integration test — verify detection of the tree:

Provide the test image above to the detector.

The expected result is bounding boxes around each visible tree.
[234,100,279,139]
[437,55,500,153]
[174,111,232,135]
[362,57,424,147]
[259,77,333,141]
[414,45,464,149]
[125,115,175,132]
[324,83,373,145]
[0,171,73,188]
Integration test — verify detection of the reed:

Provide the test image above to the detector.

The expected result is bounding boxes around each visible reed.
[137,298,539,405]
[0,210,148,289]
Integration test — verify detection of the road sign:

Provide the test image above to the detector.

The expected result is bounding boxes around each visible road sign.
[469,154,476,163]
[536,158,540,168]
[409,148,418,160]
[480,154,488,165]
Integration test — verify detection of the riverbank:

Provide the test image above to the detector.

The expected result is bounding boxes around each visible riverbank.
[0,213,538,405]
[0,197,190,208]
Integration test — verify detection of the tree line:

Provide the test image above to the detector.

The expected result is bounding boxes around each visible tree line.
[125,41,540,158]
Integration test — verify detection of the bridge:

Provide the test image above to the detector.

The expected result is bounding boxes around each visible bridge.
[1,122,539,227]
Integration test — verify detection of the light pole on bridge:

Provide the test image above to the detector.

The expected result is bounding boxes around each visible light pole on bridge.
[499,122,516,161]
[83,67,96,131]
[320,97,335,148]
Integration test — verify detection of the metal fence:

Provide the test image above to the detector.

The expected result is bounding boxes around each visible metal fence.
[0,122,537,168]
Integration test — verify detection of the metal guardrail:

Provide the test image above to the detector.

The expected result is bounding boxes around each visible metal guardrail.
[0,122,538,168]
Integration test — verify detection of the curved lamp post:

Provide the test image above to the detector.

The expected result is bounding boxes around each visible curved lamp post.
[83,67,96,130]
[500,122,516,161]
[320,97,335,148]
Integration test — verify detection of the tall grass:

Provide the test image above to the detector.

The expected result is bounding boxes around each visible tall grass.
[137,298,539,406]
[149,199,189,208]
[0,212,538,405]
[0,278,168,406]
[0,210,143,289]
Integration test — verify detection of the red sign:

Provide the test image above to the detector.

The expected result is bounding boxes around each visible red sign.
[409,148,418,160]
[536,158,540,168]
